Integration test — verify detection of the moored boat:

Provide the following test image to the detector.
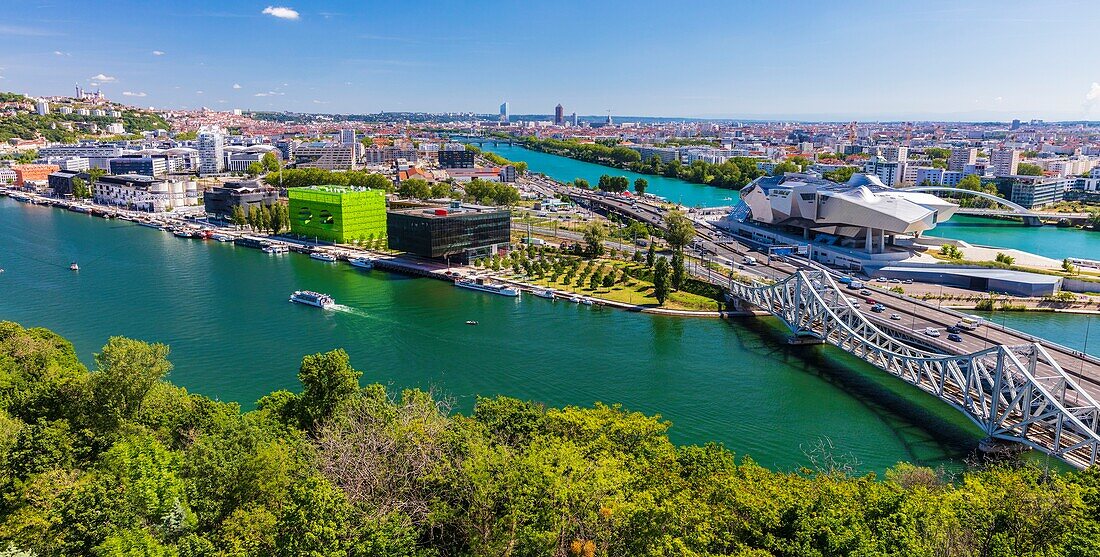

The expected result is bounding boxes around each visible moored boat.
[454,277,520,297]
[533,288,555,299]
[310,251,337,262]
[349,257,373,270]
[210,233,233,242]
[289,290,335,309]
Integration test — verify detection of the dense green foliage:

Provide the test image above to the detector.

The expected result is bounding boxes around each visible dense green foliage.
[1,321,1099,556]
[1017,163,1044,176]
[462,144,528,174]
[0,94,169,143]
[519,137,767,190]
[263,168,393,192]
[462,178,520,206]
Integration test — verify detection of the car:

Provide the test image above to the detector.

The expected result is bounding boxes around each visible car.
[871,304,886,313]
[860,289,872,296]
[838,276,853,285]
[945,326,962,334]
[947,333,963,342]
[875,276,888,282]
[924,327,941,337]
[890,278,903,284]
[903,279,913,284]
[889,313,902,320]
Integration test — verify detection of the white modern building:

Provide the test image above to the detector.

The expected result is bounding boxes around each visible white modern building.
[35,99,49,115]
[991,147,1020,177]
[339,128,356,146]
[738,173,958,254]
[197,126,226,175]
[863,155,904,186]
[46,156,90,172]
[92,174,200,212]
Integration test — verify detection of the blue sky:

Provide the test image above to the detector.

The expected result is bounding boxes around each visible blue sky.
[4,0,1100,120]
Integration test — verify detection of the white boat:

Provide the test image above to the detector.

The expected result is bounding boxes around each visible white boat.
[69,262,79,271]
[211,233,233,242]
[289,290,335,309]
[568,296,582,304]
[580,297,594,306]
[349,257,374,270]
[454,277,520,297]
[310,252,337,262]
[533,288,555,299]
[173,229,193,238]
[264,244,290,254]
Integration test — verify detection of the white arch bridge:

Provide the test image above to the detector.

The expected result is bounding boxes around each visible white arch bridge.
[732,270,1100,468]
[907,186,1092,224]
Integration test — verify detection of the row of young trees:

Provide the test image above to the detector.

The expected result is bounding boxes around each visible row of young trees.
[263,168,394,191]
[3,320,1095,556]
[230,202,291,234]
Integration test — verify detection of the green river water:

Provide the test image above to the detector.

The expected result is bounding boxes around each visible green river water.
[0,196,990,474]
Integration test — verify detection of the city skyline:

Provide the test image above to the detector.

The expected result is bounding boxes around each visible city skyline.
[5,0,1100,120]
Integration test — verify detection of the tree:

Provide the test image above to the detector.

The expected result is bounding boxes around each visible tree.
[258,204,272,232]
[1017,163,1044,176]
[653,257,670,305]
[295,349,362,431]
[430,182,453,199]
[245,162,264,177]
[397,178,432,200]
[1062,258,1077,275]
[573,178,590,189]
[771,161,800,176]
[957,174,984,191]
[261,152,280,172]
[995,252,1015,265]
[70,176,90,199]
[583,223,606,258]
[231,205,247,228]
[92,337,172,427]
[633,178,648,196]
[646,242,656,268]
[671,250,685,290]
[663,210,696,251]
[269,204,285,235]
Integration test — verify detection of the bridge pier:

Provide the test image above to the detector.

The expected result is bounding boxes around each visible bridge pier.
[1022,216,1043,227]
[787,335,825,346]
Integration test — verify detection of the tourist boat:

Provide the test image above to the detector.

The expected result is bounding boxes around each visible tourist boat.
[533,288,555,299]
[190,230,209,239]
[263,244,290,254]
[310,252,337,262]
[454,277,520,297]
[289,290,335,309]
[210,233,233,242]
[465,320,479,325]
[69,262,79,271]
[173,229,193,238]
[349,257,374,270]
[137,220,163,230]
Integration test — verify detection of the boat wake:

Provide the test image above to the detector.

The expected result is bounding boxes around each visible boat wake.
[330,304,369,317]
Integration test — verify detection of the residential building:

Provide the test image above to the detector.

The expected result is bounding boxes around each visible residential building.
[287,185,386,243]
[339,128,356,146]
[863,156,904,187]
[0,168,17,185]
[35,99,49,115]
[990,147,1020,177]
[294,142,356,170]
[46,156,90,172]
[105,123,125,135]
[879,146,908,162]
[197,126,226,175]
[438,150,475,169]
[948,147,976,172]
[387,202,511,263]
[39,144,123,159]
[631,146,679,164]
[499,165,517,183]
[92,174,199,211]
[203,181,280,219]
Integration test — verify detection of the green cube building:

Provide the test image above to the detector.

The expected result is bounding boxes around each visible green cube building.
[287,185,387,244]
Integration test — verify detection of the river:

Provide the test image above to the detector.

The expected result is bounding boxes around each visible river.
[1,196,990,474]
[483,143,1100,260]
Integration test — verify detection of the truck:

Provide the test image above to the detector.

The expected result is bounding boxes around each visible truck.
[742,256,758,266]
[956,316,983,330]
[521,237,546,246]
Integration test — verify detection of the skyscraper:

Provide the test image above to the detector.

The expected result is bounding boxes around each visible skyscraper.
[499,102,509,123]
[571,112,578,126]
[554,104,564,125]
[197,126,225,175]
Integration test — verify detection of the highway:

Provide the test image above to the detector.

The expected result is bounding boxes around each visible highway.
[563,188,1100,397]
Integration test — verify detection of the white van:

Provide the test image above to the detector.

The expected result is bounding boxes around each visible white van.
[742,256,758,266]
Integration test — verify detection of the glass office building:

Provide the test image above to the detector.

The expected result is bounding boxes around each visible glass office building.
[387,204,510,262]
[287,185,387,243]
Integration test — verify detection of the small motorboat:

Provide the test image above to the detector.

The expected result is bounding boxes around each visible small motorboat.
[465,320,479,325]
[70,262,79,271]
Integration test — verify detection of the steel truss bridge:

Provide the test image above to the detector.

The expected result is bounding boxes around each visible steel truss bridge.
[732,269,1100,468]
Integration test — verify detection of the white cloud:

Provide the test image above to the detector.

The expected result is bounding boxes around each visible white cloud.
[152,50,165,56]
[993,96,1004,103]
[53,50,69,56]
[122,91,147,97]
[254,92,270,97]
[262,6,299,20]
[196,90,204,94]
[89,73,116,82]
[89,82,99,87]
[232,83,241,89]
[312,99,328,104]
[1088,82,1100,102]
[254,91,284,97]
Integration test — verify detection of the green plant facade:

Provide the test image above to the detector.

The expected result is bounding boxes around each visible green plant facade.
[287,185,386,243]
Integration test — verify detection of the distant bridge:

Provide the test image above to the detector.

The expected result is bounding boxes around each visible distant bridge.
[732,270,1100,468]
[906,186,1092,225]
[448,134,515,147]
